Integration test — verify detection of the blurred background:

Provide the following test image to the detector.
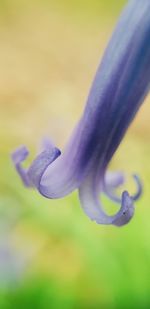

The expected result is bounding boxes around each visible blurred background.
[1,0,150,308]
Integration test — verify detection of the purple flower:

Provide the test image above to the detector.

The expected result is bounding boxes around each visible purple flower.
[12,0,150,226]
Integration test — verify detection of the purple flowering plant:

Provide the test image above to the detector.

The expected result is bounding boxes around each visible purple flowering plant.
[12,0,150,227]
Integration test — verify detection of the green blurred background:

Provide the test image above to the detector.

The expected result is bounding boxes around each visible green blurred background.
[1,0,150,308]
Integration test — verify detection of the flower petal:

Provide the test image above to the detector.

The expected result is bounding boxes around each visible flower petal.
[79,171,135,226]
[11,146,32,187]
[27,148,61,195]
[113,191,135,227]
[103,173,142,203]
[104,171,125,189]
[12,139,82,199]
[11,144,62,197]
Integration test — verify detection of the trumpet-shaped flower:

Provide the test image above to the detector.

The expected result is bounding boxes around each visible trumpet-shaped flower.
[12,0,150,226]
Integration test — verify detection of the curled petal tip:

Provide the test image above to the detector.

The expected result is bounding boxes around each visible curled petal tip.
[40,137,56,152]
[79,173,135,226]
[11,146,29,164]
[132,174,143,201]
[28,147,61,192]
[11,141,61,191]
[103,172,143,204]
[113,191,135,227]
[11,146,31,187]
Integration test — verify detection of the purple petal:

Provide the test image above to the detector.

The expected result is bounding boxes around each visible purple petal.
[11,146,32,187]
[11,145,62,196]
[27,148,61,195]
[113,191,135,227]
[104,171,125,189]
[79,171,135,226]
[12,140,82,199]
[103,173,142,203]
